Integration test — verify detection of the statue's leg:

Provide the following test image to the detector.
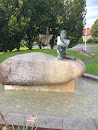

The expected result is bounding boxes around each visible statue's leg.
[57,46,62,60]
[62,47,66,58]
[65,53,76,60]
[61,47,76,60]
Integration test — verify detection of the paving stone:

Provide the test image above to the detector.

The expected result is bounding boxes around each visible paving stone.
[1,113,23,126]
[94,119,98,129]
[0,112,8,124]
[63,117,97,130]
[0,113,97,130]
[1,113,33,127]
[28,115,63,129]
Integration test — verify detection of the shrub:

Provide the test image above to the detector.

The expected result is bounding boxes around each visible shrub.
[87,38,98,43]
[78,37,83,43]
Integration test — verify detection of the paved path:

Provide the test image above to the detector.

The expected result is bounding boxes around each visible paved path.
[82,58,98,62]
[69,44,98,51]
[35,44,98,51]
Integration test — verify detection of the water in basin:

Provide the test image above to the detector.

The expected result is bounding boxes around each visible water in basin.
[0,77,98,119]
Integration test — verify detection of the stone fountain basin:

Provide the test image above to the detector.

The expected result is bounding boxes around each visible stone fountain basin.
[0,52,85,92]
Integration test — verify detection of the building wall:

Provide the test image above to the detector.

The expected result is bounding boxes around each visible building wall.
[82,35,92,41]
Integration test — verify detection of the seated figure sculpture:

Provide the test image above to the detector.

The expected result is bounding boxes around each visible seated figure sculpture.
[57,30,76,60]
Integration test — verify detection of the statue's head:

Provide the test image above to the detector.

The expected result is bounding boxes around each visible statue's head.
[60,30,67,39]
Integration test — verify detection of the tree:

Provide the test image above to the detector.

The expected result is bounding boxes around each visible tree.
[0,0,30,51]
[0,0,86,51]
[33,0,86,49]
[21,0,65,49]
[8,0,31,51]
[0,0,15,52]
[20,0,38,49]
[91,19,98,38]
[61,0,86,48]
[33,0,64,49]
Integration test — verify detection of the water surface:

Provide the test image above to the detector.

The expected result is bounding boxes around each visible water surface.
[0,77,98,119]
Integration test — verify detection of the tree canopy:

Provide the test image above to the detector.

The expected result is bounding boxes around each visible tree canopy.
[0,0,86,51]
[91,19,98,38]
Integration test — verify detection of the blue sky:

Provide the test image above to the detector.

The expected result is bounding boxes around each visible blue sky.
[86,0,98,28]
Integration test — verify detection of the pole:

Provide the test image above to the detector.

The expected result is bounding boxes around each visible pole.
[85,27,87,50]
[85,9,87,50]
[46,26,49,49]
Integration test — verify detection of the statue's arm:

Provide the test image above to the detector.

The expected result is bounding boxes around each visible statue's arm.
[62,39,70,47]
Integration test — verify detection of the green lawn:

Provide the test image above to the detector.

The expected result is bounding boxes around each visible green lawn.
[78,43,98,46]
[0,49,98,75]
[85,60,98,76]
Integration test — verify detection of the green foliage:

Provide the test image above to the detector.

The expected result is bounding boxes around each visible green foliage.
[61,0,86,48]
[0,0,86,51]
[8,0,30,50]
[91,19,98,38]
[0,0,14,52]
[78,37,83,43]
[21,0,64,49]
[87,38,98,43]
[0,0,30,51]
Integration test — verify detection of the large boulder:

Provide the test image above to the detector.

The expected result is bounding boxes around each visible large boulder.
[0,52,85,86]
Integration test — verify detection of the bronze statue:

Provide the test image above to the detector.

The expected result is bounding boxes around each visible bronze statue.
[57,30,76,60]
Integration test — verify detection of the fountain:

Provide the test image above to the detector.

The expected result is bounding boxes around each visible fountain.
[0,30,97,122]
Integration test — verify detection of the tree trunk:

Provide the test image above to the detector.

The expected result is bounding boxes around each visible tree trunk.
[17,47,20,51]
[28,41,32,50]
[39,42,42,49]
[16,44,20,51]
[9,49,12,52]
[50,45,53,49]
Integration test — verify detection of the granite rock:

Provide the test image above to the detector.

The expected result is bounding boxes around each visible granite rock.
[0,52,85,86]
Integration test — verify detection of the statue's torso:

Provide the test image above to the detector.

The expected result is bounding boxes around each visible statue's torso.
[57,36,65,47]
[57,36,70,47]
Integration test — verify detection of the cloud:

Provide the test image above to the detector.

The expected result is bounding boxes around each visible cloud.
[86,0,98,28]
[86,19,95,28]
[86,9,98,19]
[87,0,98,7]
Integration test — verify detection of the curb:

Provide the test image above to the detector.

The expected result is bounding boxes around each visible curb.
[82,73,98,81]
[0,113,98,130]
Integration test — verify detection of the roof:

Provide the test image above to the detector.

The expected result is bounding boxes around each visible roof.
[83,28,91,36]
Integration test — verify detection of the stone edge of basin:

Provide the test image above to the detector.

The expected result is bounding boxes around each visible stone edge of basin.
[82,73,98,81]
[0,112,97,130]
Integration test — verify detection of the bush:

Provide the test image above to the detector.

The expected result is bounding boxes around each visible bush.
[78,37,83,43]
[87,38,98,43]
[20,40,27,47]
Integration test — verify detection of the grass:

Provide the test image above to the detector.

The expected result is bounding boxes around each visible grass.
[78,43,98,46]
[67,50,98,60]
[85,60,98,76]
[0,48,98,75]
